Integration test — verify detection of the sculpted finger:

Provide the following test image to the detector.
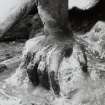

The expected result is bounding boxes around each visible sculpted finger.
[27,45,50,88]
[37,46,51,90]
[27,52,41,87]
[48,48,63,96]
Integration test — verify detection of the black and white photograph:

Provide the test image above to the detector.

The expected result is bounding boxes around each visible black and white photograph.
[0,0,105,105]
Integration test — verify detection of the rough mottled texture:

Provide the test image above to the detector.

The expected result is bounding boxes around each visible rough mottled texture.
[0,21,104,105]
[0,13,43,41]
[0,42,24,62]
[1,0,105,105]
[0,0,35,38]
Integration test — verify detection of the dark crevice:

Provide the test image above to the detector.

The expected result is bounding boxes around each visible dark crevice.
[27,61,50,90]
[0,3,38,42]
[38,68,50,90]
[23,52,32,67]
[27,63,39,87]
[64,47,73,58]
[50,71,60,96]
[0,64,7,73]
[80,46,88,73]
[28,5,38,15]
[68,0,105,33]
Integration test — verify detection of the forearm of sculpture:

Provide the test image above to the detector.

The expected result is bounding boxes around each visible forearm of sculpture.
[37,0,73,39]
